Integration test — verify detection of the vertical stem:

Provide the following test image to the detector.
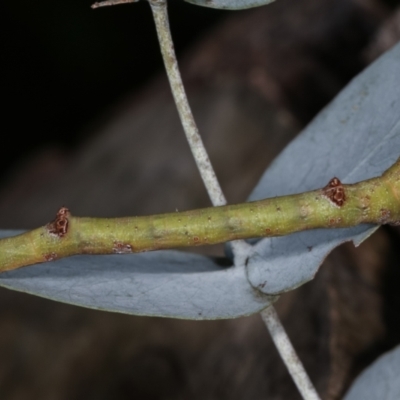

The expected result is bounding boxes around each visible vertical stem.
[149,3,321,399]
[149,0,226,207]
[149,0,253,258]
[261,306,322,400]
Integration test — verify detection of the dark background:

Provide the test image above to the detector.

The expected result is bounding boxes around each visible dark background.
[0,0,224,182]
[1,0,399,184]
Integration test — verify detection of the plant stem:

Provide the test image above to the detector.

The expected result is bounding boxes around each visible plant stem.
[0,160,399,272]
[91,0,138,9]
[261,306,322,400]
[148,0,253,259]
[149,0,226,207]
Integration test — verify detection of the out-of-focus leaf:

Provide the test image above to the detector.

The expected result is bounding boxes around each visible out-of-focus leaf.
[344,345,400,400]
[184,0,275,10]
[0,231,273,319]
[246,42,400,295]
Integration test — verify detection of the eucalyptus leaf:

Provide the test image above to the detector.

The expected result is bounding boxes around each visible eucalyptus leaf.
[246,43,400,295]
[184,0,275,10]
[0,231,273,319]
[344,345,400,400]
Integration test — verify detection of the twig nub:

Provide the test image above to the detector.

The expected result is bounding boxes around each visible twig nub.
[323,177,346,207]
[48,207,70,237]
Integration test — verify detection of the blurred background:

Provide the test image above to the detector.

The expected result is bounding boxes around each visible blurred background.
[0,0,399,398]
[0,0,224,183]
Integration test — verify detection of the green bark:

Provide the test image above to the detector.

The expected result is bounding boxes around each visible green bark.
[0,158,399,272]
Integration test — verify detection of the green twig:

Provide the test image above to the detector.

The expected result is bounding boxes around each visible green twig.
[0,159,399,272]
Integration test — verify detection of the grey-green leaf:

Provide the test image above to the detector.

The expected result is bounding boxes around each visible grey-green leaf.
[344,345,400,400]
[184,0,275,10]
[246,43,400,295]
[0,231,273,319]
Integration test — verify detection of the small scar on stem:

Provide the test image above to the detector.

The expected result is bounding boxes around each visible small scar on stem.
[113,241,133,254]
[44,252,58,262]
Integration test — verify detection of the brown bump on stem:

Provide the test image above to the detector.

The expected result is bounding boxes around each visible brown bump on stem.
[322,177,346,207]
[44,252,58,262]
[328,217,342,226]
[193,236,200,243]
[47,207,70,238]
[378,209,391,224]
[112,241,133,254]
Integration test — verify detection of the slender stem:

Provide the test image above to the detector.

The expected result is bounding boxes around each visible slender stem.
[147,6,319,398]
[91,0,138,9]
[149,0,226,207]
[261,306,322,400]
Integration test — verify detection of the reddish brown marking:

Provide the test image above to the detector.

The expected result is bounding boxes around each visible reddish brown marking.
[44,252,58,262]
[265,228,271,234]
[113,241,133,254]
[258,281,267,289]
[379,209,391,224]
[48,207,70,238]
[328,217,342,226]
[323,177,346,207]
[193,236,200,243]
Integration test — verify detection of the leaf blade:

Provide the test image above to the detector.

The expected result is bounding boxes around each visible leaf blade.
[0,231,273,319]
[246,43,400,295]
[344,345,400,400]
[184,0,275,10]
